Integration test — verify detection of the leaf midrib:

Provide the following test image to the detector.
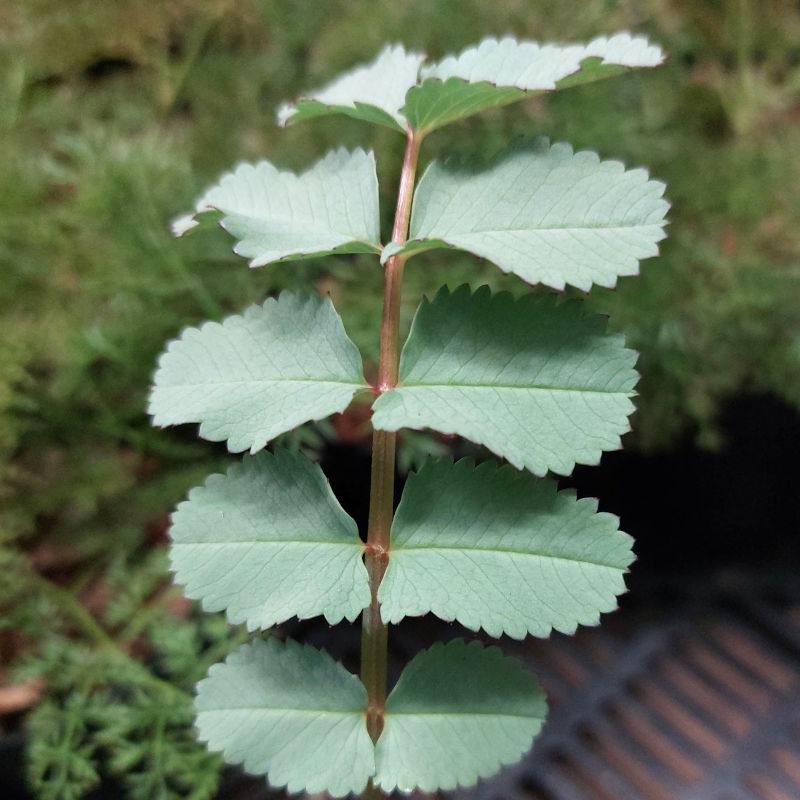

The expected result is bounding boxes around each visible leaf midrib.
[393,382,634,394]
[173,539,362,548]
[200,706,364,716]
[389,542,627,570]
[384,708,546,719]
[220,206,380,250]
[414,221,662,238]
[161,377,365,388]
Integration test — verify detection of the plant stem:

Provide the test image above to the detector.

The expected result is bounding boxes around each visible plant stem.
[377,130,421,394]
[360,129,422,758]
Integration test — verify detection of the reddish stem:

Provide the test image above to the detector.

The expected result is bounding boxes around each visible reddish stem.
[360,129,422,760]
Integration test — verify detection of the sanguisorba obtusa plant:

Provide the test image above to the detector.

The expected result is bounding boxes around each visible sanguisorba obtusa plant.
[149,34,668,798]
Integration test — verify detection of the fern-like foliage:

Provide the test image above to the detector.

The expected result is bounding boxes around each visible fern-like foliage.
[4,549,247,800]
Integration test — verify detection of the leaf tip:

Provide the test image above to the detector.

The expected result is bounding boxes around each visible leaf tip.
[275,101,294,128]
[171,213,198,237]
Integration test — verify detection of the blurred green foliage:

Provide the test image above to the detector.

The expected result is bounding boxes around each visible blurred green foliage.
[1,1,799,797]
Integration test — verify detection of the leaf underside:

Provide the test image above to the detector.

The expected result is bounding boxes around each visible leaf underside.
[374,640,547,792]
[277,34,662,134]
[277,44,425,131]
[171,148,381,266]
[148,292,366,453]
[372,285,638,476]
[165,30,666,799]
[379,458,633,639]
[195,638,374,798]
[169,449,369,630]
[404,32,664,131]
[383,138,668,291]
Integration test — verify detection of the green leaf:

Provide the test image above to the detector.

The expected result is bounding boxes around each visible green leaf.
[277,44,425,132]
[383,138,668,291]
[379,458,633,639]
[149,292,366,453]
[196,638,374,798]
[171,149,381,265]
[372,286,638,476]
[374,640,546,792]
[87,690,221,800]
[276,35,661,136]
[404,33,664,132]
[402,80,525,136]
[169,449,369,630]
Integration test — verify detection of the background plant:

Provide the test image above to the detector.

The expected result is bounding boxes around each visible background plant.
[2,2,799,799]
[145,33,668,797]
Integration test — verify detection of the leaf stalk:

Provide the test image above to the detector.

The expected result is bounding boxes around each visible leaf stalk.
[360,129,422,759]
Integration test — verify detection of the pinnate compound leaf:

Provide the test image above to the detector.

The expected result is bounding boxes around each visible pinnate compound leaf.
[277,35,661,135]
[196,638,374,798]
[383,138,668,291]
[169,448,369,630]
[171,149,381,265]
[404,33,664,132]
[372,286,638,476]
[149,292,366,453]
[277,44,425,132]
[379,458,633,639]
[374,640,546,792]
